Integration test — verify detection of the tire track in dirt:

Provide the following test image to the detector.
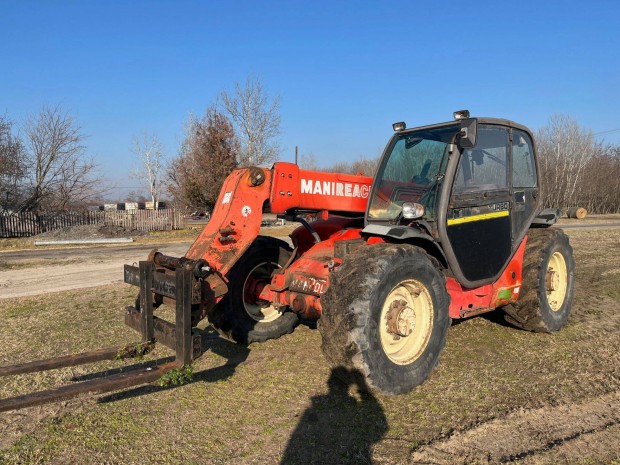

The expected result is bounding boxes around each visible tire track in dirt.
[410,390,620,464]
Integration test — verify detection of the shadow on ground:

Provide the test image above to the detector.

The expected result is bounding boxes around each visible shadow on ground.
[480,308,515,328]
[280,367,388,465]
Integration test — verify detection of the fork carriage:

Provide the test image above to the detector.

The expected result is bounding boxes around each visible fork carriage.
[0,260,202,413]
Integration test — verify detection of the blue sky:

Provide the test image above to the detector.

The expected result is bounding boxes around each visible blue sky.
[1,0,619,200]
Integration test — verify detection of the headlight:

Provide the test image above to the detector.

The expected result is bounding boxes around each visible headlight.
[402,202,425,220]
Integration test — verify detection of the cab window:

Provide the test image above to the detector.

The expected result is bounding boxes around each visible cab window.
[453,125,509,193]
[512,130,537,188]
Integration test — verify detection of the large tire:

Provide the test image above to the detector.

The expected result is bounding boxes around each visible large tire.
[319,243,451,395]
[208,236,299,344]
[503,228,575,332]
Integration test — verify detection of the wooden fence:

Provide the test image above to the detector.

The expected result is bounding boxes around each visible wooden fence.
[0,209,185,238]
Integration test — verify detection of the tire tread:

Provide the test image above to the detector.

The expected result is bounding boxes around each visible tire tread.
[503,228,575,333]
[319,243,450,394]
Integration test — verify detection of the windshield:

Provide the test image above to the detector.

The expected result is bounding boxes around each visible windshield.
[368,124,459,221]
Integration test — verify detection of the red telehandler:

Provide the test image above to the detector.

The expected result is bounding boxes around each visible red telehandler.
[0,111,575,410]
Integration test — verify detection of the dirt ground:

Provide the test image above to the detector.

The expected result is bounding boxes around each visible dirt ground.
[0,220,619,464]
[0,243,190,299]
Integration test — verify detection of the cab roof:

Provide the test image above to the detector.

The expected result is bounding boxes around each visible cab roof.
[399,117,534,138]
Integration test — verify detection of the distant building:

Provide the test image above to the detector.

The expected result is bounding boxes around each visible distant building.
[145,201,166,210]
[98,201,167,211]
[125,202,146,211]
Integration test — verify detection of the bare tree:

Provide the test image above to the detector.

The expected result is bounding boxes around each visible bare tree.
[20,105,99,212]
[131,132,165,209]
[168,107,239,211]
[219,76,281,167]
[299,151,379,176]
[331,155,380,177]
[578,144,620,213]
[0,116,27,213]
[124,191,148,203]
[535,114,599,211]
[298,152,319,171]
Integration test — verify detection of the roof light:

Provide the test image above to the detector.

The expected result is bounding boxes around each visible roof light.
[392,121,406,132]
[453,110,470,120]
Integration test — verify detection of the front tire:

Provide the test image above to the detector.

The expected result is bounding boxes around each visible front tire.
[319,243,450,395]
[208,236,299,344]
[503,228,575,332]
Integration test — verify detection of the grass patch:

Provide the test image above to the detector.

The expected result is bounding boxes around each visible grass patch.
[600,271,620,301]
[134,228,201,244]
[158,365,193,387]
[0,237,33,251]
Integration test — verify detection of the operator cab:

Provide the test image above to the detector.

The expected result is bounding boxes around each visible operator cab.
[367,121,457,222]
[364,111,539,287]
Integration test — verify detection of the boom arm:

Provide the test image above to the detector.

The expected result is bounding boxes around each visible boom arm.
[184,162,372,277]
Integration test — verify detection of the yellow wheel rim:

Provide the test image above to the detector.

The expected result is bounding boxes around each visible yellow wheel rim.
[546,251,568,312]
[379,279,434,365]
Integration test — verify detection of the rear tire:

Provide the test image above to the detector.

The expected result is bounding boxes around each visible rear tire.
[208,236,299,344]
[503,228,575,332]
[319,243,450,395]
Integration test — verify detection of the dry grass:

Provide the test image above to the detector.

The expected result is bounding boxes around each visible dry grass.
[0,237,32,251]
[0,228,619,464]
[0,257,90,271]
[133,224,297,246]
[0,229,199,252]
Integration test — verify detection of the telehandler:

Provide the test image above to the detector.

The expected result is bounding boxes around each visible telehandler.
[0,111,574,410]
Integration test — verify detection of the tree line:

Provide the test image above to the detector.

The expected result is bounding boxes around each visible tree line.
[2,91,619,215]
[0,77,282,214]
[0,105,99,213]
[535,114,620,214]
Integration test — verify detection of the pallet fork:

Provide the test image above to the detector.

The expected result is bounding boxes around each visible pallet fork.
[0,261,201,413]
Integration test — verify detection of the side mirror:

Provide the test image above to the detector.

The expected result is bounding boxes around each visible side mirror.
[459,118,477,148]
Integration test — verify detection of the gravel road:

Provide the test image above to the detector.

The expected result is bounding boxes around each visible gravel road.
[0,242,191,299]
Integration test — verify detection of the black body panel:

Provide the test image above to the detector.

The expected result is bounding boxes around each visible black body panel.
[446,215,512,282]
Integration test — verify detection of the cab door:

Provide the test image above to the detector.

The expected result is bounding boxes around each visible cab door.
[510,129,538,241]
[446,125,512,283]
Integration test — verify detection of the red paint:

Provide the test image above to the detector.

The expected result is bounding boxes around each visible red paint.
[183,163,370,314]
[291,216,362,256]
[185,168,272,277]
[366,236,386,245]
[262,232,527,321]
[185,163,371,279]
[258,227,365,319]
[270,163,373,214]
